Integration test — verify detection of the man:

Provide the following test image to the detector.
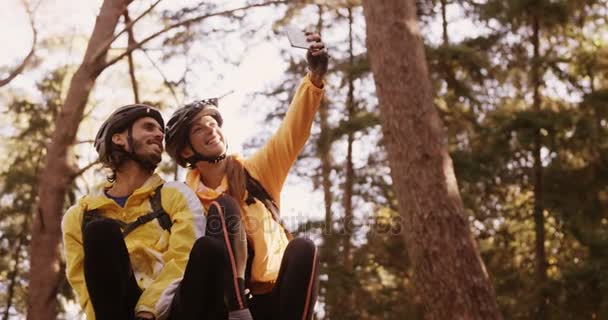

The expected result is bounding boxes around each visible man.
[163,31,328,320]
[62,104,205,320]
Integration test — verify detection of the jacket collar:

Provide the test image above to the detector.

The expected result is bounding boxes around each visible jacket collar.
[80,174,164,210]
[186,169,228,202]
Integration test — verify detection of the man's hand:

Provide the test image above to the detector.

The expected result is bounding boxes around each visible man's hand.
[305,31,328,88]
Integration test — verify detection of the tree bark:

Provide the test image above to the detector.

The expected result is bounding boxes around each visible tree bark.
[27,1,131,319]
[440,0,449,45]
[343,6,355,272]
[531,11,548,320]
[124,10,141,104]
[314,6,337,319]
[361,1,502,319]
[3,229,27,320]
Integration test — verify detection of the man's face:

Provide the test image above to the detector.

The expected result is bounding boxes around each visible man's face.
[184,113,226,159]
[113,117,164,165]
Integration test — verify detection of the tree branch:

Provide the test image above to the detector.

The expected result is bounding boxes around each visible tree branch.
[74,139,95,145]
[124,10,140,103]
[103,1,288,69]
[0,0,38,88]
[70,160,100,180]
[90,0,164,64]
[142,48,181,106]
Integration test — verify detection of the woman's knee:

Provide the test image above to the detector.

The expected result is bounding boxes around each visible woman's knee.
[190,236,225,262]
[206,195,244,235]
[286,238,317,260]
[210,194,241,218]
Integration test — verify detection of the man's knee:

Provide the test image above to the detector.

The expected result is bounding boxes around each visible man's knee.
[83,219,123,246]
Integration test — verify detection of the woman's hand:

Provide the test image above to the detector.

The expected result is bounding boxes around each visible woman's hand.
[305,31,329,88]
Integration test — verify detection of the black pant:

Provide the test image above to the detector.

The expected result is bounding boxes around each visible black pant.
[83,194,319,320]
[248,237,320,320]
[83,195,248,320]
[82,218,142,320]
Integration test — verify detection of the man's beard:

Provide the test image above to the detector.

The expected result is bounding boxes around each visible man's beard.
[130,138,162,171]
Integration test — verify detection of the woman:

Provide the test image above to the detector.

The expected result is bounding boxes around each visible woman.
[164,31,328,320]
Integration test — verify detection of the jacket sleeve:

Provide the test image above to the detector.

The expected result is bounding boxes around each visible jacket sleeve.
[135,182,205,319]
[62,204,96,320]
[246,74,324,208]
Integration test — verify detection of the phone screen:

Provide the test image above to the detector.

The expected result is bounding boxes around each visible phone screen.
[286,26,309,49]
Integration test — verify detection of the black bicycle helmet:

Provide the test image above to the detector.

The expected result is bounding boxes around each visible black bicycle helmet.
[95,104,164,166]
[165,98,225,167]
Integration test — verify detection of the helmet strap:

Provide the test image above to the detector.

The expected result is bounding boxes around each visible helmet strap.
[186,139,227,166]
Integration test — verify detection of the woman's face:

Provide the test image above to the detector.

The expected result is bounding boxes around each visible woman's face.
[186,112,226,158]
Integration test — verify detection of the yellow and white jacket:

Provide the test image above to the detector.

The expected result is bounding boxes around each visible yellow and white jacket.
[62,174,205,319]
[186,74,324,294]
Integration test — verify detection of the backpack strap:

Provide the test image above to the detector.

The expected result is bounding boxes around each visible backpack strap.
[150,184,173,231]
[82,209,128,232]
[82,185,173,237]
[122,185,172,236]
[244,169,293,240]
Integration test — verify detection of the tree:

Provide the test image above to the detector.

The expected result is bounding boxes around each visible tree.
[361,1,502,318]
[27,1,132,318]
[0,68,76,319]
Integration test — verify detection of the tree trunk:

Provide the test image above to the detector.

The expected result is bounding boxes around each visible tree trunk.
[343,6,355,272]
[3,230,27,320]
[440,0,449,45]
[314,4,333,240]
[361,1,502,319]
[530,11,548,320]
[315,5,337,319]
[27,1,131,319]
[124,10,141,104]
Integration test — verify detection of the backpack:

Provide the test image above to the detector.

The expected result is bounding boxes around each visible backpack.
[81,185,173,236]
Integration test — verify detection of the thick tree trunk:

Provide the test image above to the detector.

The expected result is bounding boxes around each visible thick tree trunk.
[27,1,131,319]
[531,12,548,320]
[361,1,502,319]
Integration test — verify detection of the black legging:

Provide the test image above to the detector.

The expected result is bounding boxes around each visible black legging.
[83,194,319,320]
[170,194,249,320]
[248,238,320,320]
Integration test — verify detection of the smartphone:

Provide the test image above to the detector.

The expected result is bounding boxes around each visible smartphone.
[286,26,309,49]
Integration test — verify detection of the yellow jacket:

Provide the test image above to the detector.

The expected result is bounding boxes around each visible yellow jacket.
[62,174,205,319]
[186,74,324,294]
